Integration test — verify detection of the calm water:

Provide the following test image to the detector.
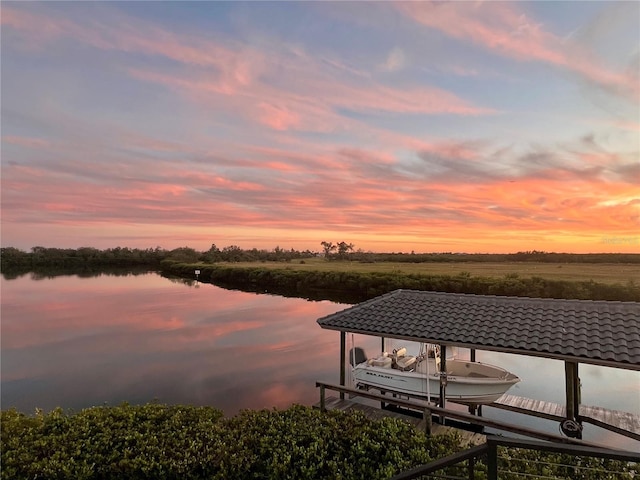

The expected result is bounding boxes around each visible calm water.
[2,272,638,450]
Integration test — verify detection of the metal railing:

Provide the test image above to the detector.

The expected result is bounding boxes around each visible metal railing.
[389,436,640,480]
[315,382,640,479]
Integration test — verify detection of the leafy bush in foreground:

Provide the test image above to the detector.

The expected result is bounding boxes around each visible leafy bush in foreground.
[1,403,461,480]
[3,403,638,479]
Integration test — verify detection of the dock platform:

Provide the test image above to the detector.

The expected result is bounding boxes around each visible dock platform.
[316,396,487,446]
[491,394,640,441]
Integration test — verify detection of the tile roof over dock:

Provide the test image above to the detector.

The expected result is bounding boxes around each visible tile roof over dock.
[317,290,640,371]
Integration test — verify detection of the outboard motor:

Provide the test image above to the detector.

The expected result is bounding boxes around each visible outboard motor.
[348,347,367,366]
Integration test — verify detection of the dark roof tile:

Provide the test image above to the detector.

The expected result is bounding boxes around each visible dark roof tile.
[317,289,640,370]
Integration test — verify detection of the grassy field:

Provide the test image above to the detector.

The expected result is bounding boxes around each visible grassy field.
[215,258,640,285]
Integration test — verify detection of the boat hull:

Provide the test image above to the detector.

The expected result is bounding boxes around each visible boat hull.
[353,359,519,405]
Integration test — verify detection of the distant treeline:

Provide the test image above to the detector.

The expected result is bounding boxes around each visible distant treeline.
[2,245,639,273]
[0,246,168,271]
[163,262,640,303]
[0,245,315,272]
[2,246,639,301]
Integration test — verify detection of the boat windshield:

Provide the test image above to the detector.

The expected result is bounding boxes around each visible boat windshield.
[385,342,460,360]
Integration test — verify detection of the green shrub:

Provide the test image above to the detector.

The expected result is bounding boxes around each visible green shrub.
[2,404,226,480]
[2,403,461,480]
[217,405,460,479]
[4,404,637,479]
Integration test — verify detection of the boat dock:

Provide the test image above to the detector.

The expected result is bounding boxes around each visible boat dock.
[491,394,640,441]
[316,290,640,445]
[314,382,617,448]
[316,395,487,446]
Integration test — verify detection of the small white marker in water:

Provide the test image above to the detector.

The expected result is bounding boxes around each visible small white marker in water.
[195,269,200,283]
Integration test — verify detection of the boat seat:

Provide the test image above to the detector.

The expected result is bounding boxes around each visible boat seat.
[395,355,416,371]
[369,356,392,368]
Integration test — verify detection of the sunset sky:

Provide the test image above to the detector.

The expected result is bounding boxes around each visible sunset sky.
[2,1,639,253]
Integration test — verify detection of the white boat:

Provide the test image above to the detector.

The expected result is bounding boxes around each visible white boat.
[351,345,520,405]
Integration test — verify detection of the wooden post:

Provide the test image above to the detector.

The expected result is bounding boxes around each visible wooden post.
[380,337,385,408]
[340,331,346,400]
[423,407,432,435]
[576,363,581,406]
[469,350,479,416]
[565,361,577,420]
[564,360,582,439]
[476,348,482,417]
[439,345,447,423]
[320,384,326,411]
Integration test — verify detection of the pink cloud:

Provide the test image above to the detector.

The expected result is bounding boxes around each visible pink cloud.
[396,2,639,100]
[3,131,636,247]
[2,5,264,94]
[3,3,637,254]
[2,135,52,149]
[320,81,493,115]
[3,4,492,137]
[257,102,302,131]
[613,120,640,132]
[128,63,491,136]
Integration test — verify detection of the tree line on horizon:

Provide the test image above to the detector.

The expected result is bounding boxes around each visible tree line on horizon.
[1,244,639,272]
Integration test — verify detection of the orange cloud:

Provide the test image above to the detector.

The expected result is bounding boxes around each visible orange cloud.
[3,130,637,254]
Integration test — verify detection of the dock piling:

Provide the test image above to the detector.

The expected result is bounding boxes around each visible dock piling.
[339,331,346,400]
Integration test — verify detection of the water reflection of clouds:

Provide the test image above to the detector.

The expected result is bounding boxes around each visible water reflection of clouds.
[2,273,637,449]
[4,278,327,350]
[1,273,343,415]
[580,364,640,414]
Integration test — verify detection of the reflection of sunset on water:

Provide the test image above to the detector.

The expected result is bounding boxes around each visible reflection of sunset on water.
[1,272,638,450]
[1,273,343,411]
